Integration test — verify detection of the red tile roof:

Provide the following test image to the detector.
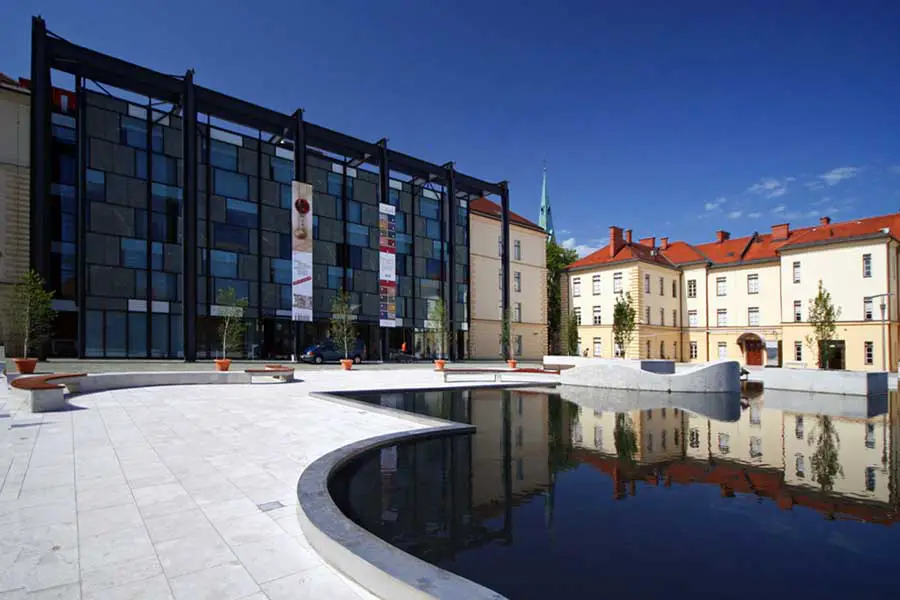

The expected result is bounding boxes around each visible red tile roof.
[567,212,899,271]
[469,197,545,233]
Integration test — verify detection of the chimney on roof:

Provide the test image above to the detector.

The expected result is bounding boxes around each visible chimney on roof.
[609,226,624,258]
[819,216,831,225]
[624,229,633,244]
[660,237,669,250]
[639,236,656,248]
[772,223,790,240]
[715,230,730,243]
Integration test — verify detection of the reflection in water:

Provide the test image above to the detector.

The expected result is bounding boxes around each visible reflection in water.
[331,388,900,600]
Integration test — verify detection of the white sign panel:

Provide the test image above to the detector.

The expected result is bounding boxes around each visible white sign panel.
[291,181,314,322]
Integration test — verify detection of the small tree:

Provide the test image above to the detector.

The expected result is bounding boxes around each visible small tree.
[564,310,579,356]
[805,280,841,368]
[428,298,449,360]
[612,293,636,359]
[546,241,578,354]
[330,290,357,359]
[8,269,57,358]
[500,309,511,360]
[216,287,248,359]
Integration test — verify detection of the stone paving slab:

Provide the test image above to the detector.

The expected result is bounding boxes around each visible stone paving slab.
[0,367,475,599]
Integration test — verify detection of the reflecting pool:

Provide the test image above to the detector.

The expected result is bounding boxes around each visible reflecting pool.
[330,387,899,599]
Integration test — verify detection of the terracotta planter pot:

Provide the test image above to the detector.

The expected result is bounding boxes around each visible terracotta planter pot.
[13,358,38,374]
[434,359,447,371]
[506,359,518,369]
[214,359,232,372]
[340,359,354,371]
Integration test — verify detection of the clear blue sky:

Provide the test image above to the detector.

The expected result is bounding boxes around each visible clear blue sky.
[3,0,899,255]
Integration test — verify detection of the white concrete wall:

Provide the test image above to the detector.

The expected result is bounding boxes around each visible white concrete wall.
[559,360,741,393]
[747,367,888,396]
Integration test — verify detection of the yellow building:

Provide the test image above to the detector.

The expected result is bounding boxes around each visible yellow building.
[565,214,900,371]
[468,198,548,360]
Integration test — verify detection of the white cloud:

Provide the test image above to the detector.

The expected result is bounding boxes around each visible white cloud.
[748,177,792,198]
[806,209,820,218]
[727,210,742,219]
[561,237,601,258]
[705,197,727,211]
[819,166,859,186]
[747,212,762,219]
[772,204,786,214]
[809,196,831,207]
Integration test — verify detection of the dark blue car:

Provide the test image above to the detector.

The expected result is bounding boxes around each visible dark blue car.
[301,340,365,364]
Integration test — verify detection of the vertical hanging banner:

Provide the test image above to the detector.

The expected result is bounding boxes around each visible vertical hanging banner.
[291,181,314,322]
[378,202,397,327]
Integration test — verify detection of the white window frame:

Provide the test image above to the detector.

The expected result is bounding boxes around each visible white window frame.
[593,337,602,358]
[672,280,677,298]
[864,341,874,365]
[513,239,521,261]
[864,298,874,321]
[515,334,523,357]
[592,274,601,295]
[747,273,759,294]
[716,277,727,297]
[717,342,727,359]
[689,341,698,359]
[672,309,677,327]
[645,306,651,325]
[613,272,622,294]
[659,276,664,296]
[688,310,698,327]
[687,279,697,298]
[644,274,650,294]
[513,271,521,292]
[862,253,871,278]
[794,341,802,362]
[717,308,727,327]
[498,236,502,257]
[748,307,760,327]
[660,307,665,326]
[574,307,581,325]
[793,261,801,284]
[572,277,581,297]
[513,302,522,323]
[592,306,602,325]
[793,300,802,322]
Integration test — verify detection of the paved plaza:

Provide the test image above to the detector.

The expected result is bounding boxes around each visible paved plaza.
[0,367,473,599]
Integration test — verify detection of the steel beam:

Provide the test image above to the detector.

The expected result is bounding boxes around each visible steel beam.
[30,17,52,284]
[500,181,510,359]
[445,162,457,361]
[293,110,306,361]
[75,75,87,357]
[181,70,198,362]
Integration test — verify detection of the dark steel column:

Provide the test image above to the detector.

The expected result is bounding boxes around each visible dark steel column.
[292,110,306,361]
[500,182,511,359]
[30,16,52,282]
[378,140,390,359]
[445,163,457,361]
[181,70,198,362]
[75,76,87,357]
[502,389,513,541]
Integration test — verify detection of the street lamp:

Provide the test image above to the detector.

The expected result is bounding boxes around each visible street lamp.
[865,293,894,372]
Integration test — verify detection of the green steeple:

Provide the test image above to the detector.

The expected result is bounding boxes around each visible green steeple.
[539,163,555,242]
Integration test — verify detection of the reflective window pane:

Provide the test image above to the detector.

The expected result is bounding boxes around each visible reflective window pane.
[128,313,146,357]
[105,311,127,357]
[86,310,103,357]
[151,314,168,357]
[214,169,249,200]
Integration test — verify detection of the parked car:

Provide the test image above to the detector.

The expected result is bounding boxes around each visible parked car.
[301,340,365,364]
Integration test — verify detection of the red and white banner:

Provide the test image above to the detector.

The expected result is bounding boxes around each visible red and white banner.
[378,202,397,327]
[291,181,314,322]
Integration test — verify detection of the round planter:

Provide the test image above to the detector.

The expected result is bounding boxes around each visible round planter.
[506,359,518,369]
[434,359,447,371]
[13,358,38,374]
[214,359,232,372]
[340,359,354,371]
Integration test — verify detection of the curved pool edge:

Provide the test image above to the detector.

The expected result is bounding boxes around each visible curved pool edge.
[297,393,508,600]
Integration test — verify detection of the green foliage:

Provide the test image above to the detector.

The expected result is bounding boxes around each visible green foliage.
[216,287,248,358]
[428,298,449,359]
[804,280,841,368]
[500,309,511,359]
[546,240,578,354]
[329,289,357,359]
[614,413,638,466]
[612,293,636,358]
[8,269,56,358]
[808,416,843,492]
[563,309,579,356]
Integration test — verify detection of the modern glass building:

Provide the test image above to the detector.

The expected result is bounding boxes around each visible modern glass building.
[27,17,514,361]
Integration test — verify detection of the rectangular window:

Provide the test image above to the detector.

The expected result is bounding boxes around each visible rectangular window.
[689,341,698,359]
[348,224,369,247]
[105,311,127,358]
[750,437,763,458]
[128,313,146,358]
[866,467,876,492]
[672,309,677,327]
[716,277,727,296]
[687,279,696,298]
[214,169,249,200]
[718,341,727,359]
[718,433,730,454]
[498,236,502,257]
[592,306,602,325]
[152,272,177,301]
[210,139,238,170]
[864,341,874,365]
[717,309,727,326]
[793,300,802,322]
[210,250,238,278]
[151,154,177,186]
[866,423,876,448]
[747,274,759,294]
[672,280,677,298]
[514,240,521,261]
[660,308,665,326]
[748,307,760,327]
[659,276,664,296]
[151,313,169,358]
[793,261,801,284]
[120,115,147,149]
[514,271,521,292]
[864,298,874,321]
[688,310,698,327]
[645,306,651,325]
[613,272,622,293]
[419,196,440,220]
[347,200,361,224]
[593,338,602,357]
[226,198,258,228]
[592,275,601,295]
[514,302,522,323]
[794,341,802,362]
[327,266,343,290]
[425,259,441,280]
[120,238,147,269]
[515,335,523,357]
[689,428,700,448]
[425,219,441,240]
[574,307,582,325]
[270,156,293,184]
[572,277,581,297]
[214,223,249,253]
[644,274,650,294]
[862,253,872,278]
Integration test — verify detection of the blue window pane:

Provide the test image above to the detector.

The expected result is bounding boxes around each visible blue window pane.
[348,247,362,269]
[397,257,406,277]
[271,258,291,284]
[210,140,238,170]
[426,219,441,240]
[327,267,343,290]
[210,250,238,278]
[135,209,148,239]
[347,201,361,224]
[151,183,182,212]
[151,213,170,243]
[121,238,147,268]
[105,311,127,357]
[170,314,183,358]
[395,212,406,233]
[397,233,412,255]
[279,234,291,258]
[346,178,354,200]
[226,198,258,228]
[312,215,319,239]
[215,279,249,303]
[120,116,147,149]
[151,314,169,357]
[457,284,468,304]
[128,313,146,357]
[271,157,293,184]
[426,258,441,280]
[135,150,148,180]
[419,197,439,220]
[55,155,76,186]
[86,310,103,357]
[279,285,291,310]
[326,172,342,196]
[152,271,176,301]
[152,126,163,153]
[60,213,76,242]
[214,169,249,200]
[389,188,399,206]
[151,242,163,271]
[348,224,368,247]
[280,184,291,209]
[86,170,105,201]
[152,154,177,185]
[214,223,249,253]
[135,269,147,298]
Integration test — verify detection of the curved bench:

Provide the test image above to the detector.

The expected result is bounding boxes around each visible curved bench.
[9,373,87,413]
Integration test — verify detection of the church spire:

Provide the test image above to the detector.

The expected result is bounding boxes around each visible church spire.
[539,162,555,243]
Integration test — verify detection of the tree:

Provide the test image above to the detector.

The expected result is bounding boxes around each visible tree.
[8,269,56,358]
[329,290,357,359]
[216,287,248,359]
[428,298,448,360]
[805,280,841,368]
[612,292,636,359]
[564,309,579,356]
[546,240,578,354]
[500,309,511,359]
[808,416,843,492]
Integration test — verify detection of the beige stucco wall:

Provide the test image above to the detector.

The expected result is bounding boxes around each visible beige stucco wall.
[570,263,641,357]
[0,84,31,346]
[708,262,781,329]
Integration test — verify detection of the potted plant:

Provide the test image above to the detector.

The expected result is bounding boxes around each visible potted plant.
[330,290,356,371]
[215,287,248,371]
[7,269,56,374]
[429,298,449,371]
[500,309,516,369]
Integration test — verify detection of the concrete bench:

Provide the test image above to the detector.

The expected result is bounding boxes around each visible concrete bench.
[441,368,560,384]
[9,373,86,413]
[245,367,295,383]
